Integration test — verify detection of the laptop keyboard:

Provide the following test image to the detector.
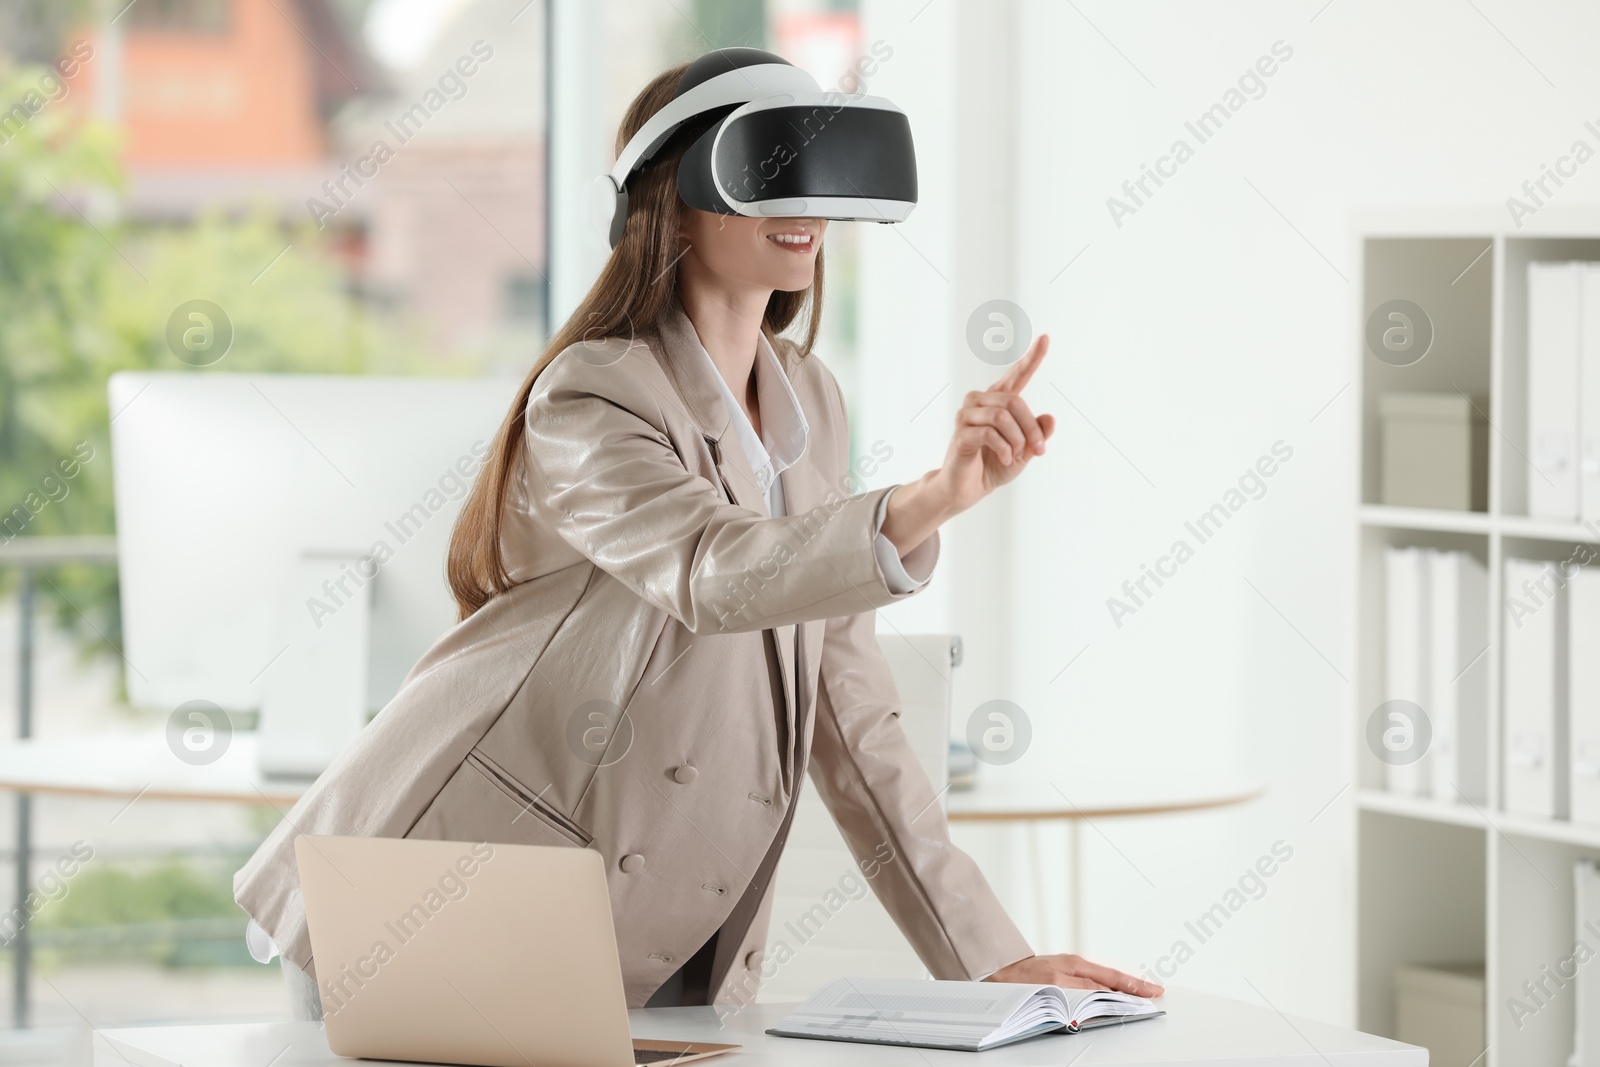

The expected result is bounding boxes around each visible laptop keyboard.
[634,1049,697,1064]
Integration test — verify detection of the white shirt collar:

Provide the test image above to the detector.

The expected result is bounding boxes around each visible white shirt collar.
[687,327,809,497]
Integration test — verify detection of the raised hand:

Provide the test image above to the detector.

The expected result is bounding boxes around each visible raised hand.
[937,333,1056,510]
[879,334,1057,557]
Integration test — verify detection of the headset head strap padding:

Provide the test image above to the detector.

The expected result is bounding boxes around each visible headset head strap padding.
[606,49,819,248]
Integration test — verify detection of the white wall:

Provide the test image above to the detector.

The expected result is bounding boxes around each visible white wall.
[859,0,1600,1026]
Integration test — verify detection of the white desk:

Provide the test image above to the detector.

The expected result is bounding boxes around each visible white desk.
[93,989,1424,1066]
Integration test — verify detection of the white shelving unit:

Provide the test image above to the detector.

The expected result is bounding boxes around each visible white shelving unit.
[1352,208,1600,1067]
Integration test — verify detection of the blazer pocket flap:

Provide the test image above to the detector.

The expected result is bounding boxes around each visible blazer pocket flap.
[408,753,593,848]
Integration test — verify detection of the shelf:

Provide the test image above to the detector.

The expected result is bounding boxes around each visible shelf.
[1497,514,1600,544]
[1359,505,1491,535]
[1352,227,1600,1066]
[1359,789,1600,848]
[1357,789,1489,830]
[1493,809,1600,849]
[1350,205,1600,239]
[1359,505,1600,543]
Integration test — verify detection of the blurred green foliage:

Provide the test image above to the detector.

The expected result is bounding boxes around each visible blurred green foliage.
[0,62,435,676]
[0,3,441,978]
[28,855,258,968]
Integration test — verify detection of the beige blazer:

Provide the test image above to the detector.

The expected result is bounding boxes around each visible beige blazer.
[233,297,1033,1007]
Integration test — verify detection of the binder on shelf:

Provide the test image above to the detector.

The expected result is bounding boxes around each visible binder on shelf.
[1427,549,1487,804]
[1383,545,1431,796]
[1528,262,1581,520]
[1503,558,1569,819]
[1583,265,1600,526]
[1572,566,1600,825]
[1576,861,1600,1066]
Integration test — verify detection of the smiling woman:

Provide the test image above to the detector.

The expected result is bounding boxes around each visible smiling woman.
[230,46,1141,1022]
[679,213,828,311]
[766,229,816,248]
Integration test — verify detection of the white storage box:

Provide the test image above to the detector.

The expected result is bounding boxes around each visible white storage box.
[1379,392,1487,511]
[1395,962,1485,1067]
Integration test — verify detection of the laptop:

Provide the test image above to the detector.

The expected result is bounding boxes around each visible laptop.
[294,835,740,1067]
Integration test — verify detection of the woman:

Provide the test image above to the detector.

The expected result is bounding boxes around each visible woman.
[235,48,1162,1017]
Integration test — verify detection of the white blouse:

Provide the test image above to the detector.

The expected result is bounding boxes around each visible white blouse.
[689,326,929,595]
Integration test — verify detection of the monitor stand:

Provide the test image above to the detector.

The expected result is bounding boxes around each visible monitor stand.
[258,549,373,778]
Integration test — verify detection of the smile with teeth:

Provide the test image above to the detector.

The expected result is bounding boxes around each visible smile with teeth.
[767,233,814,249]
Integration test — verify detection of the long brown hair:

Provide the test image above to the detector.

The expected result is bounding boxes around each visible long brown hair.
[446,60,826,619]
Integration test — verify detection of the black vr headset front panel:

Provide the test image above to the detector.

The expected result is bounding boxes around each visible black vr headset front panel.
[678,105,918,216]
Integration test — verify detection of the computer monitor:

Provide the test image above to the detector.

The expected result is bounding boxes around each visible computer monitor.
[109,372,519,775]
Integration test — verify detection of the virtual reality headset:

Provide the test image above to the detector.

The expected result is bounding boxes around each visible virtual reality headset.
[605,47,918,248]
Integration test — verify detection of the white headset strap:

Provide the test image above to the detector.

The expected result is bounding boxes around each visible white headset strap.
[607,63,820,190]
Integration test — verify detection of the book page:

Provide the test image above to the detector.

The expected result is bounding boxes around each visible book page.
[770,977,1051,1050]
[1061,988,1162,1028]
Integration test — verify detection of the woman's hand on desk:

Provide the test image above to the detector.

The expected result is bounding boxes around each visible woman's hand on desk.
[880,335,1057,557]
[983,953,1164,998]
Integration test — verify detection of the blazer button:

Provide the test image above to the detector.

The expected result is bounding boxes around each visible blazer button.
[744,950,763,971]
[620,853,646,874]
[673,764,698,784]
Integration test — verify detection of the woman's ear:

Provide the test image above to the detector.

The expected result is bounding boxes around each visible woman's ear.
[676,208,697,246]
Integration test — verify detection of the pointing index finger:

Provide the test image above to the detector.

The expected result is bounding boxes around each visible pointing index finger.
[993,333,1049,394]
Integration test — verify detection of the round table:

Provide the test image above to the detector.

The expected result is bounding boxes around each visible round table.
[0,731,309,1023]
[945,775,1263,952]
[0,731,309,808]
[0,736,1260,998]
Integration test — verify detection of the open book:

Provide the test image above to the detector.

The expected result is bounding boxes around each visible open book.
[766,976,1164,1052]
